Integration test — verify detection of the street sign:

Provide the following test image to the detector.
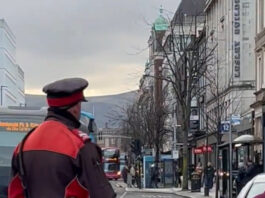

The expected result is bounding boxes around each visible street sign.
[221,121,230,133]
[231,114,241,126]
[172,150,179,159]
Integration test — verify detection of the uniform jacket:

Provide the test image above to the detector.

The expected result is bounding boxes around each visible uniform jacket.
[8,109,116,198]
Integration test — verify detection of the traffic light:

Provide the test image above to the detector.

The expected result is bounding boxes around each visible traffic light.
[130,139,141,156]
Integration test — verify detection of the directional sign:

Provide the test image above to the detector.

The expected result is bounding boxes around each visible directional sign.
[221,121,230,133]
[172,150,179,159]
[231,114,241,126]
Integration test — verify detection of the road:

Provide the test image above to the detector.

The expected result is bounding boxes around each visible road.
[110,180,185,198]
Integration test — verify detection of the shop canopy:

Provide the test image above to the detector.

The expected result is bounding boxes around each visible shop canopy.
[219,134,263,148]
[233,134,263,144]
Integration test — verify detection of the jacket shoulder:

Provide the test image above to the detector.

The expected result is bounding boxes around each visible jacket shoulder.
[23,121,85,158]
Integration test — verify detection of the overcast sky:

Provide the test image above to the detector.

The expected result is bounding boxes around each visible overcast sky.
[0,0,180,96]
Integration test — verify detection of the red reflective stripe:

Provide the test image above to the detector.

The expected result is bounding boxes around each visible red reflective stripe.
[8,174,25,198]
[47,91,83,107]
[65,178,89,198]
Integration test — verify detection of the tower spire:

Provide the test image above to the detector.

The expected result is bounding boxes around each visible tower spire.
[160,5,163,16]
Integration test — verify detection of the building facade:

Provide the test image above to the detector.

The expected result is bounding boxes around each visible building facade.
[0,19,25,107]
[251,0,265,167]
[205,0,256,120]
[96,127,131,153]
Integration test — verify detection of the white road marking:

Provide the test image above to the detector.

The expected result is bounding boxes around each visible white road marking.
[141,195,172,198]
[120,191,127,198]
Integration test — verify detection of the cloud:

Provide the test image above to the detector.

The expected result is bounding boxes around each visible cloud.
[0,0,180,96]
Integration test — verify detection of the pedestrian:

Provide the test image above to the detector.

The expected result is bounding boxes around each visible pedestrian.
[8,78,116,198]
[203,162,215,190]
[175,165,182,188]
[151,165,159,188]
[195,161,203,185]
[195,161,203,176]
[127,165,132,187]
[244,160,263,187]
[236,162,246,195]
[130,165,136,187]
[122,165,128,184]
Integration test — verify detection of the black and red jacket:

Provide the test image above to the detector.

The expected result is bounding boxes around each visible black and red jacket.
[8,109,116,198]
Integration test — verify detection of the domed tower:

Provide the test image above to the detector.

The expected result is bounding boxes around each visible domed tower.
[148,6,168,107]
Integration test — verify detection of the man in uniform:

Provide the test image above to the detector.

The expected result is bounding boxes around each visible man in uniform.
[8,78,116,198]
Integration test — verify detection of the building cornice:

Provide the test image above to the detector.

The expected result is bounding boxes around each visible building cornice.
[204,0,215,12]
[254,88,265,96]
[250,100,264,109]
[255,29,265,51]
[206,83,255,105]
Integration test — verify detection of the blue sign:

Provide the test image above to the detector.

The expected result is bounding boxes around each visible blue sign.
[221,121,230,133]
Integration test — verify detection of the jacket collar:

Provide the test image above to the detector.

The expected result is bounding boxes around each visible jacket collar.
[45,107,80,129]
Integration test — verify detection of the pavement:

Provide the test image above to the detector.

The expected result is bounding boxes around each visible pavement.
[125,186,216,198]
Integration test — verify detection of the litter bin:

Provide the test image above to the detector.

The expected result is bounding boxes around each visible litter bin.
[191,172,201,192]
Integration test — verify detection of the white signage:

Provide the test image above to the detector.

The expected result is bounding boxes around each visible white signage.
[172,150,179,159]
[234,0,240,78]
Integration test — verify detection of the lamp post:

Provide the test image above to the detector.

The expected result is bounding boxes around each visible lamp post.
[0,85,7,106]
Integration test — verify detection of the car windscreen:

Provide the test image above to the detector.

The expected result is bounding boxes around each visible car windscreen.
[246,182,265,198]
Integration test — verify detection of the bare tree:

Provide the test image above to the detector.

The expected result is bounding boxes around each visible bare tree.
[109,90,170,165]
[199,68,243,197]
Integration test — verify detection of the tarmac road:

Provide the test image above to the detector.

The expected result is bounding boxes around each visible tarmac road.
[120,192,185,198]
[109,180,186,198]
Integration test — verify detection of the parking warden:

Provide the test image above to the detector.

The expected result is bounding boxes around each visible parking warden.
[8,78,116,198]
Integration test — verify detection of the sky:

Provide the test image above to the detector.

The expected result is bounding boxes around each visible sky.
[0,0,180,96]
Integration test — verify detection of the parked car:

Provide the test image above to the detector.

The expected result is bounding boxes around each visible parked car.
[237,173,265,198]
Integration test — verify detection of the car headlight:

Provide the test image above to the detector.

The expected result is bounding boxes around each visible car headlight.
[117,171,121,176]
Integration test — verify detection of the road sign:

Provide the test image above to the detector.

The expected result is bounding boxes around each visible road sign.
[221,121,230,133]
[231,114,241,126]
[172,150,179,159]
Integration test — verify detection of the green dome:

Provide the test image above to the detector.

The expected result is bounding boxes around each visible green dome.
[153,7,168,31]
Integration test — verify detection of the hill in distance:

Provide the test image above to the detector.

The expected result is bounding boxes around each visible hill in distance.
[25,91,137,128]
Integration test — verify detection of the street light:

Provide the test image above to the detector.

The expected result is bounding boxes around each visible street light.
[0,85,7,106]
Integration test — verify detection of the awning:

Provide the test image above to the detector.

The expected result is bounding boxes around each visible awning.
[218,134,263,148]
[233,134,263,144]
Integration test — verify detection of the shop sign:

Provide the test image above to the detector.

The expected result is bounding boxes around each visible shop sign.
[193,145,212,154]
[193,148,203,154]
[234,0,240,78]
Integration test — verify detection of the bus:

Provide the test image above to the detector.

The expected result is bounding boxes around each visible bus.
[102,147,121,180]
[0,106,96,197]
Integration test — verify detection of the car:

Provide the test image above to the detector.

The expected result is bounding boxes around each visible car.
[237,173,265,198]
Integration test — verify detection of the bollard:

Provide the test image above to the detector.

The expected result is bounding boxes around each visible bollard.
[204,187,209,196]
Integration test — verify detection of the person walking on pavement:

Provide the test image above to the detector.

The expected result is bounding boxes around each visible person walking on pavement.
[127,165,132,187]
[8,78,116,198]
[236,162,246,195]
[130,164,136,187]
[204,162,215,190]
[122,165,128,184]
[175,165,182,188]
[151,165,159,188]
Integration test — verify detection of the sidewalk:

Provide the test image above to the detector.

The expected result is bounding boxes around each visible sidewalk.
[125,185,216,198]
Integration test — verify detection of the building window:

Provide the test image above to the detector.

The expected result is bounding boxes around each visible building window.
[243,2,249,8]
[111,138,115,145]
[257,56,263,90]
